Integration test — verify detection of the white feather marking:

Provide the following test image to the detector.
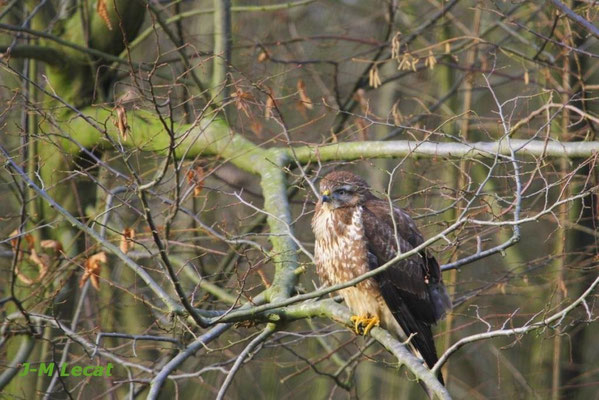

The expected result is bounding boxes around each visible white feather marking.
[313,206,390,324]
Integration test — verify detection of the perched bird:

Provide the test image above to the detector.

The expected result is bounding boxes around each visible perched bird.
[311,171,451,382]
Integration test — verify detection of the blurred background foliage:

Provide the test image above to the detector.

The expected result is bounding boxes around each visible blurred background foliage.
[1,0,598,399]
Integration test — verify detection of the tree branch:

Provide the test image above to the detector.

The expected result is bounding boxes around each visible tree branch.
[215,323,276,400]
[0,45,65,66]
[291,139,599,161]
[0,144,185,316]
[432,273,599,374]
[212,0,232,103]
[123,0,316,57]
[549,0,599,39]
[148,323,232,399]
[281,299,450,399]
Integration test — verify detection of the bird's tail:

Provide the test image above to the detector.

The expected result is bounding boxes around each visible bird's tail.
[412,324,444,385]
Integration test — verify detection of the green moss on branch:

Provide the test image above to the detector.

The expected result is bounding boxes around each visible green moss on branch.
[291,140,599,161]
[57,108,300,301]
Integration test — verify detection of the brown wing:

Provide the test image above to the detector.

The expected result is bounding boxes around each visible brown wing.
[364,199,451,321]
[361,202,451,372]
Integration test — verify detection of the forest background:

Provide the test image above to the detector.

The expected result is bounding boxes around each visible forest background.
[1,1,598,399]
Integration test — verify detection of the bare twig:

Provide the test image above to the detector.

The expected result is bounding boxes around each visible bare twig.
[432,273,599,374]
[215,323,276,400]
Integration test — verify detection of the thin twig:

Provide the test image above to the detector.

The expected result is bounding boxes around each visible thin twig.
[215,323,276,400]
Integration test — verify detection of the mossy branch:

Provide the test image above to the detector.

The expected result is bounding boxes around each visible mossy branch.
[57,107,301,305]
[212,0,232,103]
[24,108,599,398]
[290,140,599,161]
[54,108,599,302]
[0,45,65,66]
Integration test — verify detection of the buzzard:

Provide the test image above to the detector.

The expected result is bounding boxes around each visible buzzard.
[311,171,451,381]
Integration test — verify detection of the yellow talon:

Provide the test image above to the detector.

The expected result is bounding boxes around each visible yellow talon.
[350,314,380,335]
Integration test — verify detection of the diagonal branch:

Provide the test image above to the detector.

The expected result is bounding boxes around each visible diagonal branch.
[215,323,276,400]
[549,0,599,39]
[148,323,233,399]
[280,299,450,399]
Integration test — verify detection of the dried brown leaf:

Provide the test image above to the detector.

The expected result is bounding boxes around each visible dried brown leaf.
[186,165,205,197]
[80,252,107,290]
[41,240,63,254]
[15,247,47,284]
[257,51,269,62]
[356,118,369,140]
[232,88,253,117]
[265,88,275,120]
[498,282,507,295]
[557,278,568,297]
[9,229,20,250]
[9,229,34,260]
[120,228,135,254]
[15,249,49,284]
[391,101,402,126]
[297,79,313,110]
[97,0,113,31]
[114,105,129,140]
[250,120,263,137]
[353,89,369,114]
[329,128,338,143]
[295,100,309,119]
[28,250,49,280]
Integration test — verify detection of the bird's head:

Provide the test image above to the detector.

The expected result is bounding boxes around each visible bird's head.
[318,171,372,209]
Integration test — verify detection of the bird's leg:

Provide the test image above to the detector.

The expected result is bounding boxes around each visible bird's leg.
[350,314,380,335]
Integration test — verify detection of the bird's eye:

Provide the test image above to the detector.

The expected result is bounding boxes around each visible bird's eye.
[335,189,347,196]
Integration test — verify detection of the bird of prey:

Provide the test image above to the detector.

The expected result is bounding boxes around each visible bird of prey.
[311,171,451,381]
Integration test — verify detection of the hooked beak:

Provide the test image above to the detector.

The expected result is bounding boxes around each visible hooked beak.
[321,189,331,203]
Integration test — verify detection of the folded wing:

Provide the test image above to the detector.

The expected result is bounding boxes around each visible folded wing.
[361,200,451,374]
